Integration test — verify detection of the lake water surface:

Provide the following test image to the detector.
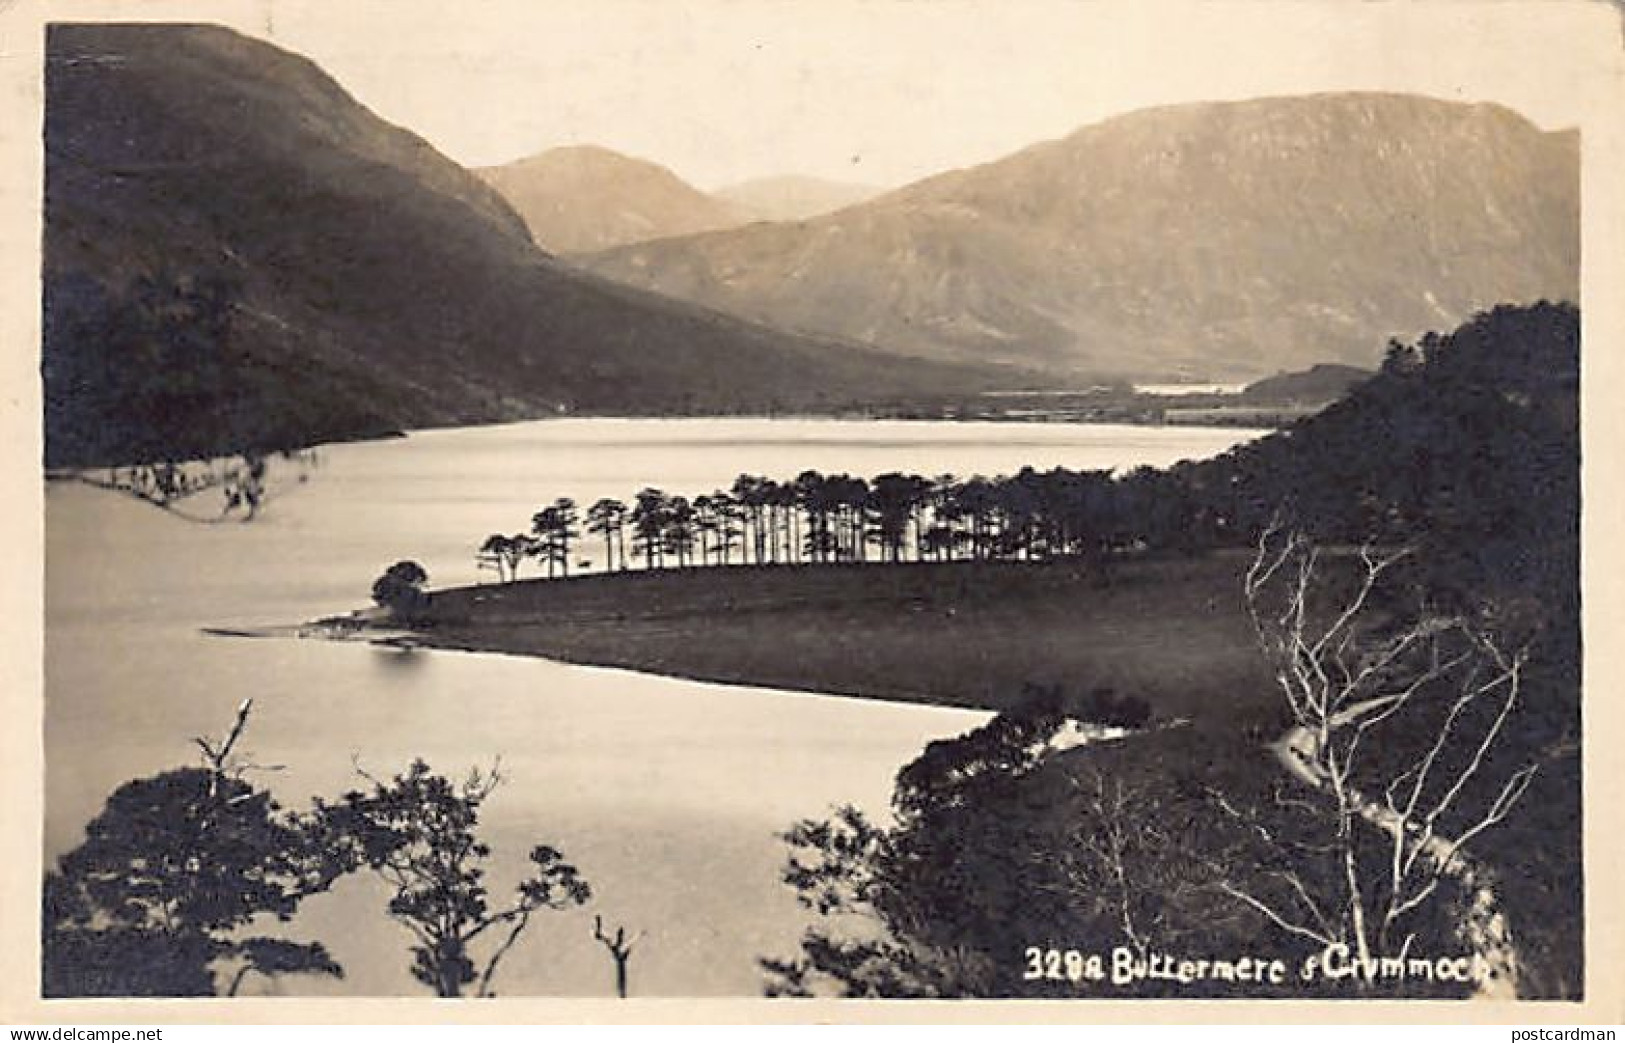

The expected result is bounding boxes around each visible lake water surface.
[45,418,1263,997]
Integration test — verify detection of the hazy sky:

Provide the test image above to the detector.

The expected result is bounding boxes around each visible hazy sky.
[42,0,1621,188]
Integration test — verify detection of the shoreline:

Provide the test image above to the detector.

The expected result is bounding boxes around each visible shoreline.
[313,554,1281,726]
[49,412,1278,476]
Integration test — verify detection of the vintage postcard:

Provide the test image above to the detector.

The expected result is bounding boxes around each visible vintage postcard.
[0,0,1621,1025]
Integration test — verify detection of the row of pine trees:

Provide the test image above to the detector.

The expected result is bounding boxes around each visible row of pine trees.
[476,464,1220,582]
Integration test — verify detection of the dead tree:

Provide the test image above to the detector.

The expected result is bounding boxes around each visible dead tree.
[194,699,254,781]
[592,915,642,999]
[193,698,284,798]
[1235,520,1535,994]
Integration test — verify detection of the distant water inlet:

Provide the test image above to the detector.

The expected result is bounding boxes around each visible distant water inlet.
[44,417,1261,996]
[1132,382,1251,397]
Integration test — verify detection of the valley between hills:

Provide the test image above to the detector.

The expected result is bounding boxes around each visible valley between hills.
[35,19,1585,1005]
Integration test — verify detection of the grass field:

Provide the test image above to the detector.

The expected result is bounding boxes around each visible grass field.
[406,551,1281,730]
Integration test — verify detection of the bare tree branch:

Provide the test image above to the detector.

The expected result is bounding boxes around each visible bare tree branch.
[1244,523,1536,993]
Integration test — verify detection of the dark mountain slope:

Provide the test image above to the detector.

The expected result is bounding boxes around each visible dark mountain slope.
[581,94,1578,380]
[43,24,1012,468]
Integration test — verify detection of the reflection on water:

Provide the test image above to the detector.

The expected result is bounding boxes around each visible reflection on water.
[45,417,1262,996]
[370,645,429,673]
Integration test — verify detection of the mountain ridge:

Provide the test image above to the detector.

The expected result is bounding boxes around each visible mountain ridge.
[475,144,754,253]
[579,92,1578,380]
[43,23,1020,468]
[713,175,887,223]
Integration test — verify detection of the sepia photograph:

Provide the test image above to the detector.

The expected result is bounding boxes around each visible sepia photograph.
[1,0,1621,1023]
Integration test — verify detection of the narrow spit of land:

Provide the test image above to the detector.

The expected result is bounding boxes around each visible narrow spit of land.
[346,551,1280,729]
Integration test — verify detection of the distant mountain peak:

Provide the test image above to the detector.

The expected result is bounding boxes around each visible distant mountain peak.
[494,143,680,177]
[476,144,752,253]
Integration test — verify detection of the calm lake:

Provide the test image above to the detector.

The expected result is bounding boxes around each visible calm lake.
[44,417,1264,997]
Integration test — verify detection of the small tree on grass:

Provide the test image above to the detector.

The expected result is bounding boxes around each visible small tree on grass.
[586,499,628,572]
[477,534,535,584]
[42,700,348,997]
[371,560,429,618]
[320,760,591,998]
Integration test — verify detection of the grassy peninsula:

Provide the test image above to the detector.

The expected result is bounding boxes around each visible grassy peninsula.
[366,551,1279,729]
